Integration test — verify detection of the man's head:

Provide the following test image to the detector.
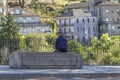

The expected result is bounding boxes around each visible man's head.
[56,32,63,37]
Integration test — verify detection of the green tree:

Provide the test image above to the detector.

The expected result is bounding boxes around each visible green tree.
[80,0,88,2]
[90,35,120,65]
[44,34,57,46]
[52,21,57,35]
[25,34,54,52]
[68,40,88,64]
[0,13,20,53]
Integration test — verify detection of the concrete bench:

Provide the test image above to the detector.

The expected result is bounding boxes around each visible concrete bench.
[9,52,82,69]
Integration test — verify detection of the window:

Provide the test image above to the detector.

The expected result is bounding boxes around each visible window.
[111,10,114,13]
[116,10,119,12]
[77,27,79,32]
[65,10,68,13]
[69,19,71,23]
[105,18,109,21]
[93,18,95,22]
[117,18,119,22]
[32,28,34,32]
[59,19,61,24]
[37,29,40,33]
[77,18,79,23]
[72,36,74,39]
[89,37,91,41]
[83,37,85,43]
[93,27,95,32]
[24,28,27,33]
[106,10,109,13]
[69,28,71,32]
[64,28,66,33]
[112,18,114,21]
[82,19,84,23]
[64,19,66,26]
[118,27,120,29]
[0,8,2,13]
[88,18,90,23]
[88,27,90,34]
[59,28,61,32]
[83,27,85,32]
[23,17,27,19]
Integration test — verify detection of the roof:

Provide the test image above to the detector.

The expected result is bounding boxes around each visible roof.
[96,1,120,6]
[18,23,52,27]
[65,2,89,9]
[9,8,40,17]
[62,8,92,17]
[55,16,74,20]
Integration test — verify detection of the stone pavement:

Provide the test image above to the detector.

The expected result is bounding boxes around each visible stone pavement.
[0,65,120,80]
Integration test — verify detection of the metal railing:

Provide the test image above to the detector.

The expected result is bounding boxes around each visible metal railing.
[0,37,120,65]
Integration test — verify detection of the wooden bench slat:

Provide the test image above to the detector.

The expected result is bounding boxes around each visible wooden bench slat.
[22,54,76,58]
[22,62,75,66]
[22,58,76,62]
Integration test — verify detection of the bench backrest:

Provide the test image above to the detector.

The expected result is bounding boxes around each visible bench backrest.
[21,52,77,66]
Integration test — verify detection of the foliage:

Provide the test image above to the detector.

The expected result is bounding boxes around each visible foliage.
[0,47,9,64]
[0,13,21,53]
[27,2,64,23]
[80,0,88,2]
[90,33,120,65]
[68,0,87,2]
[24,34,54,52]
[52,22,57,35]
[44,34,57,46]
[68,40,89,64]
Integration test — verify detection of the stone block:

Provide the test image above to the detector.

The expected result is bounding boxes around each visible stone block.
[9,52,83,69]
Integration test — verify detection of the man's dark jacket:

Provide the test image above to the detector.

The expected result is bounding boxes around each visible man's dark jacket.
[55,36,68,52]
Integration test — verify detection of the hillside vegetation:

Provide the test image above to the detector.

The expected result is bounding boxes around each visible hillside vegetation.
[26,0,88,22]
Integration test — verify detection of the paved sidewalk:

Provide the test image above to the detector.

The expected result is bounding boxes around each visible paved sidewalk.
[0,65,120,79]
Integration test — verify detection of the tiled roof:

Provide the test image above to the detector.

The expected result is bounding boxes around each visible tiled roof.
[9,8,40,17]
[96,1,120,6]
[18,23,52,27]
[65,2,89,9]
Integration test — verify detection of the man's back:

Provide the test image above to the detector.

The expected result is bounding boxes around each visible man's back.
[55,36,68,52]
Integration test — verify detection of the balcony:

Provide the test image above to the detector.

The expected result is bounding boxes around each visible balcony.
[57,23,74,27]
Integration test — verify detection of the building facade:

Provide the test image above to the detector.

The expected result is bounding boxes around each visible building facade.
[89,0,120,36]
[74,17,98,43]
[55,2,98,43]
[56,16,98,44]
[11,8,53,34]
[0,0,7,21]
[56,17,74,40]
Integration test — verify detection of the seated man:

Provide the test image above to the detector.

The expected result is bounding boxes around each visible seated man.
[55,32,68,52]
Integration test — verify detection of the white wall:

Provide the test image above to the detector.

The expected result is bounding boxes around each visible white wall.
[15,16,40,23]
[56,16,98,42]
